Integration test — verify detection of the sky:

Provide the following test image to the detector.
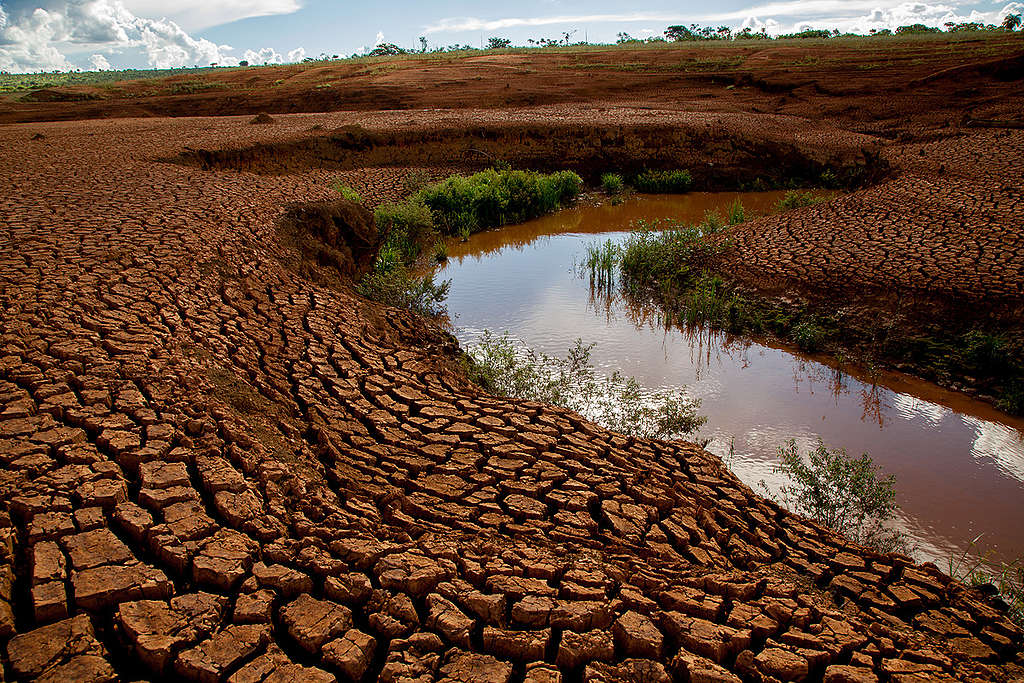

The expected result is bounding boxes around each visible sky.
[0,0,1021,73]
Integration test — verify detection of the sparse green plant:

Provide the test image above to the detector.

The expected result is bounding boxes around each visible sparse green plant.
[793,320,827,353]
[467,332,705,440]
[727,198,746,225]
[401,170,432,195]
[332,181,362,202]
[601,172,625,195]
[583,239,619,292]
[768,439,910,554]
[632,169,693,193]
[776,190,824,211]
[947,535,1023,627]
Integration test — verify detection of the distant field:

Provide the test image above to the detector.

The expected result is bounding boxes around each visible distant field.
[1,30,1017,95]
[0,67,218,94]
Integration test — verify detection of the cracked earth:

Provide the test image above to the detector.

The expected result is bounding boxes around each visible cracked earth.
[1,105,1022,682]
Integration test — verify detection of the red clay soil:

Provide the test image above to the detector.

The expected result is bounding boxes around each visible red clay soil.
[1,37,1023,682]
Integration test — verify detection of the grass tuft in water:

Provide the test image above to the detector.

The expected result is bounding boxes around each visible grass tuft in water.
[583,239,619,293]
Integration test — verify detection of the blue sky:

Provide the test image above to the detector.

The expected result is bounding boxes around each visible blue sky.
[1,0,1021,72]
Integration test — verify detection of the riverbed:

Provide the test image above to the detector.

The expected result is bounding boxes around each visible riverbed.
[432,192,1024,567]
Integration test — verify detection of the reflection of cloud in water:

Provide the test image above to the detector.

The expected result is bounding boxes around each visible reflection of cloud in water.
[963,416,1024,485]
[891,393,950,427]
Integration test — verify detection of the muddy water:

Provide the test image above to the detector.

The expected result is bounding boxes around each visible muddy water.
[433,192,1024,567]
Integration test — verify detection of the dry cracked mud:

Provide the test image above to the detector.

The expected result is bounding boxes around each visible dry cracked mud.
[2,100,1023,683]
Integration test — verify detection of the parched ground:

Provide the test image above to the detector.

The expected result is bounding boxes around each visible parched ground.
[2,37,1024,683]
[1,109,1022,682]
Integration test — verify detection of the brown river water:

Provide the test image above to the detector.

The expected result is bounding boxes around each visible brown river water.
[432,192,1024,567]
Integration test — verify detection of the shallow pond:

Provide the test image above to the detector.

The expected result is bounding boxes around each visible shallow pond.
[432,191,1024,567]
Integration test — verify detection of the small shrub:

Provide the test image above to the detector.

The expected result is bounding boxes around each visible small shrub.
[358,199,449,315]
[793,320,827,353]
[619,220,728,293]
[632,169,693,193]
[467,332,705,440]
[776,190,824,211]
[357,266,450,316]
[997,381,1024,415]
[601,172,625,195]
[374,199,436,263]
[432,240,449,262]
[333,182,362,202]
[961,330,1012,376]
[769,439,909,554]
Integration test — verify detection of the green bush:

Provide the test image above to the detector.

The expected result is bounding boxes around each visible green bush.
[601,172,625,195]
[961,330,1013,375]
[358,199,449,315]
[632,169,693,193]
[415,168,583,235]
[776,190,824,211]
[770,439,909,554]
[356,267,450,316]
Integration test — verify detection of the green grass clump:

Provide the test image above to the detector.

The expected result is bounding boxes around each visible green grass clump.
[619,216,728,293]
[583,239,619,292]
[415,168,583,235]
[332,181,362,202]
[727,198,746,225]
[601,172,625,195]
[632,169,693,193]
[776,190,824,211]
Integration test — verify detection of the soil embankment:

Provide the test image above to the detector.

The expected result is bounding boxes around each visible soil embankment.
[1,36,1023,681]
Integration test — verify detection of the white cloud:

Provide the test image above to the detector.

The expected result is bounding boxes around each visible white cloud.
[0,0,309,72]
[88,52,109,69]
[0,7,74,71]
[287,46,305,62]
[242,46,282,65]
[375,30,385,44]
[424,1,1024,35]
[120,0,301,32]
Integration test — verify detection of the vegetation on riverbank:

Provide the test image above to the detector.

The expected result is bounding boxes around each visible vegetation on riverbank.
[357,168,584,314]
[599,208,1024,414]
[767,440,909,554]
[465,331,706,440]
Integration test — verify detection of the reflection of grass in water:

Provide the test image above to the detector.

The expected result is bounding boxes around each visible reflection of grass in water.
[465,331,706,440]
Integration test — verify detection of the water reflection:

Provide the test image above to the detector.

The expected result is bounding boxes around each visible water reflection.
[434,192,1024,566]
